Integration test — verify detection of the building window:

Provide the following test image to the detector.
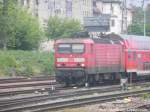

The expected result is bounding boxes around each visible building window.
[111,20,115,27]
[93,1,96,7]
[20,0,24,5]
[26,0,30,8]
[35,12,38,17]
[111,6,114,14]
[44,0,48,3]
[36,0,39,5]
[83,0,86,5]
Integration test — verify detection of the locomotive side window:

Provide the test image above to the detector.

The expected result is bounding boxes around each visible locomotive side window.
[72,44,84,53]
[58,44,71,53]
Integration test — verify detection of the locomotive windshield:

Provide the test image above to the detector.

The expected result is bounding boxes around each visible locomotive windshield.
[58,44,84,53]
[58,44,71,53]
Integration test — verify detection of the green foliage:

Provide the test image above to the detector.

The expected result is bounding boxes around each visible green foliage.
[128,23,144,35]
[0,50,54,77]
[128,6,150,36]
[146,24,150,36]
[13,9,42,50]
[0,0,42,50]
[46,16,82,39]
[0,0,16,49]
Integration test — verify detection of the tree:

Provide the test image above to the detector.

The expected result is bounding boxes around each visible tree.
[13,9,42,50]
[128,23,144,35]
[0,0,42,50]
[0,0,16,50]
[46,16,82,39]
[128,6,150,36]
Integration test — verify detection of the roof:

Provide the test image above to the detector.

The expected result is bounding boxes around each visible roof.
[96,0,121,3]
[92,34,123,44]
[92,34,150,50]
[84,15,110,32]
[84,15,110,27]
[119,35,150,50]
[55,38,94,44]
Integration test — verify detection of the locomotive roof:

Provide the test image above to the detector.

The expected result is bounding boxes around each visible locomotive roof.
[55,34,150,50]
[55,38,94,44]
[92,34,123,44]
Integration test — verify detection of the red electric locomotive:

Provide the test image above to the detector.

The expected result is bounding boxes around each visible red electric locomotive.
[54,34,150,86]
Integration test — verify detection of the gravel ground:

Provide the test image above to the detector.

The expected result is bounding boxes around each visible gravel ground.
[52,96,150,112]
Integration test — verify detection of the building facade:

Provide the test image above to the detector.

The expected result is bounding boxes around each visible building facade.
[18,0,93,27]
[93,0,133,34]
[18,0,132,34]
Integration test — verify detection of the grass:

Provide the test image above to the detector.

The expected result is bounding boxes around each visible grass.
[0,50,54,77]
[141,93,150,100]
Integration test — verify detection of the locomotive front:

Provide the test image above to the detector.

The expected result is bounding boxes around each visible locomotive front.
[54,39,91,86]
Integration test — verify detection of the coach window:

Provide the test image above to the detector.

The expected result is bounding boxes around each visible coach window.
[133,51,136,61]
[138,54,141,59]
[128,51,132,60]
[90,44,93,53]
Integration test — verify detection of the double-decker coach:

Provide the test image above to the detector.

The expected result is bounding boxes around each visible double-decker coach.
[54,34,150,86]
[123,35,150,76]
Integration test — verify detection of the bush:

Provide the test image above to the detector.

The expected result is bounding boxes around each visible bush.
[0,1,43,50]
[0,50,54,77]
[46,16,82,39]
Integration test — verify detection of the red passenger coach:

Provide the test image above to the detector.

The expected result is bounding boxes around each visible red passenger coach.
[54,34,150,86]
[123,35,150,75]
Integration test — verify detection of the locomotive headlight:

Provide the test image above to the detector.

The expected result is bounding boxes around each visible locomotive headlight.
[81,63,85,67]
[56,64,61,67]
[74,58,85,62]
[57,58,68,62]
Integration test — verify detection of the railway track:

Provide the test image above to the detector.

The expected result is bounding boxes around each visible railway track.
[0,82,150,112]
[1,81,149,105]
[0,76,56,97]
[0,84,121,107]
[31,88,150,112]
[0,76,55,84]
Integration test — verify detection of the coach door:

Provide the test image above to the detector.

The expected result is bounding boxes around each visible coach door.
[126,51,137,72]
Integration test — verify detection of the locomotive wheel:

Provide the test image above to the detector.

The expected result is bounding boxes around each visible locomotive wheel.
[64,75,86,87]
[76,77,86,86]
[64,78,70,87]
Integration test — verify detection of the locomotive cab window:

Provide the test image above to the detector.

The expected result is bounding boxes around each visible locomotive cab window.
[58,44,71,53]
[72,44,84,53]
